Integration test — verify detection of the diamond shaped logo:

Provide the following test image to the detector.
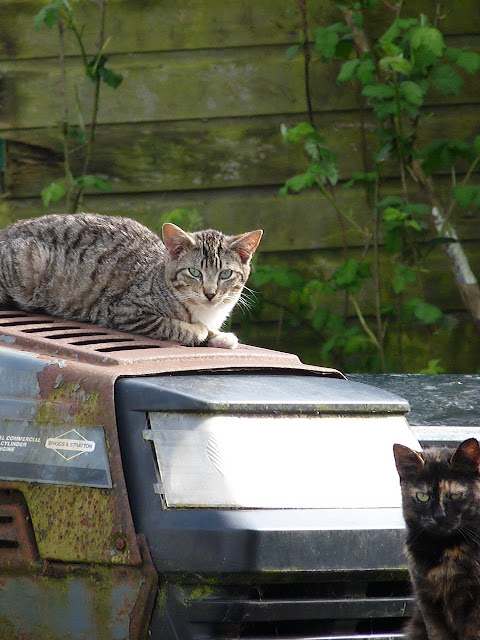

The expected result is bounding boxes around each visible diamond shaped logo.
[45,429,96,461]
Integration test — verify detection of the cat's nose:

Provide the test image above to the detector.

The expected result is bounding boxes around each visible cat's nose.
[204,291,216,301]
[433,504,447,521]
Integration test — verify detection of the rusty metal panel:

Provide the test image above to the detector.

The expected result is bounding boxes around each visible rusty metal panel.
[0,345,141,565]
[0,310,344,377]
[0,537,157,640]
[0,489,38,567]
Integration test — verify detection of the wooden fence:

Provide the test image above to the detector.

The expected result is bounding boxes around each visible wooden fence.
[0,0,480,370]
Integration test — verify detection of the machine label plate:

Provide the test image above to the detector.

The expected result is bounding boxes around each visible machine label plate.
[0,421,112,488]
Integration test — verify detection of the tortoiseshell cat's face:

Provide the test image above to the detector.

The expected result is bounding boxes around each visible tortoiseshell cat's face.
[393,439,480,537]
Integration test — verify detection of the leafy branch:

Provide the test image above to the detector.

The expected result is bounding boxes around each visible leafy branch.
[34,0,123,212]
[252,0,480,372]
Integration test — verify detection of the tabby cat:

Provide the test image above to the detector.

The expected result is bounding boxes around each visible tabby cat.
[0,213,263,348]
[393,438,480,640]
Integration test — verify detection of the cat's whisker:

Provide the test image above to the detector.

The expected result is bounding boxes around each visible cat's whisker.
[458,523,480,546]
[242,285,258,299]
[234,287,259,314]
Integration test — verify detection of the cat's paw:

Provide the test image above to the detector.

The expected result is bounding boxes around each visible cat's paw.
[190,323,209,345]
[208,331,239,349]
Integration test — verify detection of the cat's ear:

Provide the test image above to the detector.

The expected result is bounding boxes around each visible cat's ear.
[229,230,263,264]
[393,443,425,480]
[451,438,480,472]
[162,223,196,258]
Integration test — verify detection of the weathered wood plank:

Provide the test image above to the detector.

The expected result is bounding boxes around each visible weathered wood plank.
[1,0,478,61]
[1,41,479,130]
[0,0,313,60]
[3,104,480,197]
[1,181,479,255]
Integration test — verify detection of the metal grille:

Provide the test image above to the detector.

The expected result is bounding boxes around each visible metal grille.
[0,310,173,364]
[159,579,411,640]
[0,489,38,566]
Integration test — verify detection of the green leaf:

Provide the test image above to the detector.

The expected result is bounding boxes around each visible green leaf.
[311,308,330,331]
[309,161,339,187]
[33,1,62,30]
[337,59,360,83]
[430,64,463,95]
[373,100,397,121]
[393,265,416,294]
[399,80,425,106]
[411,46,438,73]
[420,139,473,174]
[355,58,376,85]
[405,219,423,232]
[379,55,412,75]
[74,175,113,191]
[415,300,443,324]
[404,203,429,217]
[344,333,373,356]
[335,39,354,60]
[159,208,203,230]
[406,297,443,324]
[418,359,446,375]
[314,28,339,61]
[456,50,480,74]
[286,43,302,60]
[280,122,316,142]
[452,184,480,208]
[444,47,462,63]
[377,196,404,209]
[410,26,444,56]
[253,265,303,290]
[41,181,66,208]
[280,171,316,194]
[380,18,418,44]
[362,83,395,99]
[98,66,123,89]
[343,171,378,189]
[331,259,371,293]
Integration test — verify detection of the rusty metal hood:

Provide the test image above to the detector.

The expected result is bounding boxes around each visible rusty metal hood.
[0,309,343,377]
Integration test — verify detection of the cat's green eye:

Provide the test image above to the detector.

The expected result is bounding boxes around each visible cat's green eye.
[219,269,233,280]
[450,491,465,500]
[188,268,202,278]
[415,491,430,503]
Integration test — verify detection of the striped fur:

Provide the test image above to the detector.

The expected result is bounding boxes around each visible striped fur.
[0,213,262,348]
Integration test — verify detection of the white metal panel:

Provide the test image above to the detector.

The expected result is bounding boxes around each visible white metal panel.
[147,413,419,509]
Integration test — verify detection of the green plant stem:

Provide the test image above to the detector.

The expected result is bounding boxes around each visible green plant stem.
[392,76,409,202]
[314,179,368,238]
[462,155,480,186]
[372,177,387,372]
[350,295,382,353]
[71,0,107,213]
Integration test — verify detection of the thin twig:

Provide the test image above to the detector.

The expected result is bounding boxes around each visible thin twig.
[298,0,314,127]
[71,0,107,212]
[57,12,72,213]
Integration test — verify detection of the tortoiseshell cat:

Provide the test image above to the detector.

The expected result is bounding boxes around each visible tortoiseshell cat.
[0,213,263,348]
[394,438,480,640]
